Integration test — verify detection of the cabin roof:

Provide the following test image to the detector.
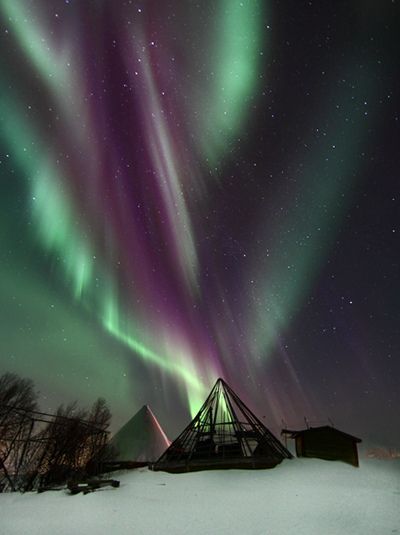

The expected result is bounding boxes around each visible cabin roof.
[281,425,362,443]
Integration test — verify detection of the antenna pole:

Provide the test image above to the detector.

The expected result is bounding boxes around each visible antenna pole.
[282,419,287,448]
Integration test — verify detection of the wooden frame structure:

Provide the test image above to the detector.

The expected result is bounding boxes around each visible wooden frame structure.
[152,378,292,473]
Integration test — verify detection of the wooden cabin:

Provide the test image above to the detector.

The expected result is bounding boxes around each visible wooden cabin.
[281,426,361,467]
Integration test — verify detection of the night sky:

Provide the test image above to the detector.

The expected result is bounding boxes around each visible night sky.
[0,0,399,446]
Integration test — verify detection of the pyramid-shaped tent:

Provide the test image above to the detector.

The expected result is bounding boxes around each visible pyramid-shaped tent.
[152,378,292,472]
[112,405,170,463]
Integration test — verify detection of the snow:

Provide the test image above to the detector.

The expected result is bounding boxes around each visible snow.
[1,458,399,535]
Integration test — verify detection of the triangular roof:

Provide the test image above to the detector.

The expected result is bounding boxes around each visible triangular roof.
[152,378,292,472]
[111,405,170,462]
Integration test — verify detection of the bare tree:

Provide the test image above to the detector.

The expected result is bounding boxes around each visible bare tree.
[35,399,111,488]
[85,398,113,475]
[89,398,111,431]
[36,402,89,488]
[0,373,37,410]
[0,373,38,490]
[0,373,113,491]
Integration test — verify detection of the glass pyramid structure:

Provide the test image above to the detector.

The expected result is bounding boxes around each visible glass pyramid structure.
[112,405,170,462]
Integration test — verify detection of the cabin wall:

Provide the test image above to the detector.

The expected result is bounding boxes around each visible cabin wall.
[296,430,359,466]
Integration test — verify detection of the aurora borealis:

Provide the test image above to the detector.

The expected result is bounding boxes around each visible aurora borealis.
[0,1,399,445]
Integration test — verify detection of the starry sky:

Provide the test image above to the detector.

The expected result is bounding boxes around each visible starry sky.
[0,0,399,446]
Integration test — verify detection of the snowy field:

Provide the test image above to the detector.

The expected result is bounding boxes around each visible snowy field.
[1,458,399,535]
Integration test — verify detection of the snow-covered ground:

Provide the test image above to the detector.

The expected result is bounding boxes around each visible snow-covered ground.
[2,458,399,535]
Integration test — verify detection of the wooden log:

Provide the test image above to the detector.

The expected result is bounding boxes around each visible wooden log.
[67,478,120,495]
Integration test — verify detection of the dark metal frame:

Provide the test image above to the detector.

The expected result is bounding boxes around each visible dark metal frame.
[152,378,292,472]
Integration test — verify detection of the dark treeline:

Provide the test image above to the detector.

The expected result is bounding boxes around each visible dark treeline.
[0,372,114,492]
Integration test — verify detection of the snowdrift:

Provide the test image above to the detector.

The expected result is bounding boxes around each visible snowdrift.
[2,458,399,535]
